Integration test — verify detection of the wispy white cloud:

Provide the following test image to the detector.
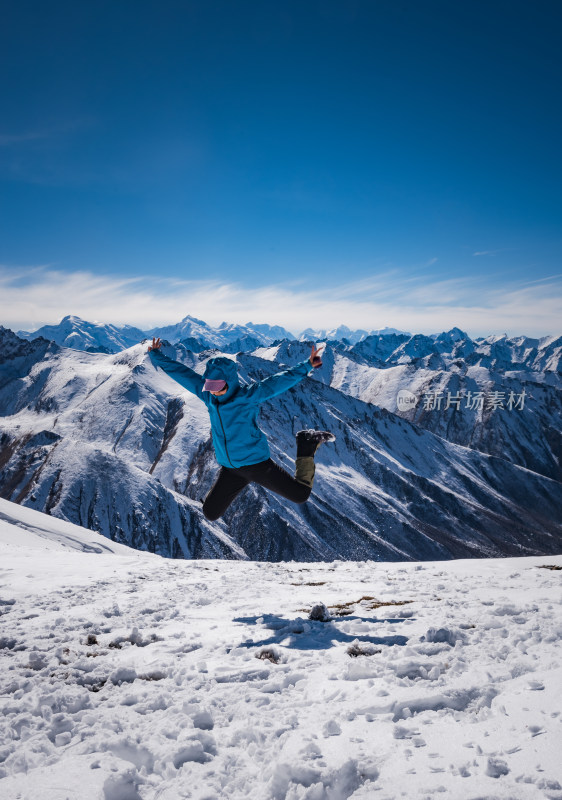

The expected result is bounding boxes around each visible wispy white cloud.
[0,131,52,147]
[473,247,517,257]
[0,118,96,148]
[0,265,560,339]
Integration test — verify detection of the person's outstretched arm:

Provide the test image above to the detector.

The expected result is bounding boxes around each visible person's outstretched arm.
[147,338,205,399]
[244,345,323,404]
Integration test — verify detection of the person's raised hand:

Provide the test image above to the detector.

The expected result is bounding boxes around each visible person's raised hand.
[148,337,161,352]
[309,344,323,368]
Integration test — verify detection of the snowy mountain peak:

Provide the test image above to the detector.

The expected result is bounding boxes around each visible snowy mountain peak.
[180,314,208,327]
[17,316,146,354]
[432,326,469,342]
[370,326,412,336]
[245,322,296,341]
[299,325,412,344]
[298,325,370,345]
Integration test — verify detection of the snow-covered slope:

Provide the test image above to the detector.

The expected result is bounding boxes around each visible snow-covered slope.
[0,496,149,554]
[326,344,562,483]
[0,506,560,799]
[254,339,562,482]
[0,328,560,562]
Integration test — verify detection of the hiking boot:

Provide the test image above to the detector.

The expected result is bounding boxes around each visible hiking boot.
[296,429,336,458]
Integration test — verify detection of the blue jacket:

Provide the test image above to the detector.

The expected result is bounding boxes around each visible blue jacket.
[149,349,313,468]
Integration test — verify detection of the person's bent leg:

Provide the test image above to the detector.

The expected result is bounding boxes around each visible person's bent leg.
[293,429,336,491]
[295,456,315,489]
[243,459,312,504]
[202,467,249,520]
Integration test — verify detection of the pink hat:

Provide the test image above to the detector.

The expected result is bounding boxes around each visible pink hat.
[203,378,227,392]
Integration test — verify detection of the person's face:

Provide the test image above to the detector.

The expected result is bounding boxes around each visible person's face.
[209,383,228,396]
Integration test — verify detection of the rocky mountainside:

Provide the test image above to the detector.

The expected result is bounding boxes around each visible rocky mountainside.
[338,336,561,483]
[256,337,562,484]
[0,327,560,562]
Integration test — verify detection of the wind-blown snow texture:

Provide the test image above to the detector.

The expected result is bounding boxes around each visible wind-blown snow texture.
[0,326,561,561]
[1,500,561,799]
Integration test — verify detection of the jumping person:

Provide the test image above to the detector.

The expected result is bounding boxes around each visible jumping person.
[147,338,335,521]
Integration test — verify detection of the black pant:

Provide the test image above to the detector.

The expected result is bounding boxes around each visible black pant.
[202,458,311,521]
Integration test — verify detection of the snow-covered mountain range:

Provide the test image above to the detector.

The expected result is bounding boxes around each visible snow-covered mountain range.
[17,315,413,353]
[298,325,411,345]
[17,315,297,354]
[0,325,560,562]
[17,315,560,373]
[1,498,561,799]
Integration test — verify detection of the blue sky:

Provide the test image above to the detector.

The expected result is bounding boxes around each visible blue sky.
[1,0,561,336]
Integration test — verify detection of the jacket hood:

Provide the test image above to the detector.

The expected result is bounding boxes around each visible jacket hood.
[203,356,240,401]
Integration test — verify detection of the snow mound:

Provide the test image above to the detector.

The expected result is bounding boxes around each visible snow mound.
[0,497,145,555]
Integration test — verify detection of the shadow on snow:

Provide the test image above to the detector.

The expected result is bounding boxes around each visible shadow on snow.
[232,613,409,651]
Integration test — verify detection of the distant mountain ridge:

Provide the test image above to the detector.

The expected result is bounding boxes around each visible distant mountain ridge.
[17,315,559,367]
[18,315,413,353]
[298,324,411,344]
[17,315,297,353]
[144,315,297,350]
[17,315,146,354]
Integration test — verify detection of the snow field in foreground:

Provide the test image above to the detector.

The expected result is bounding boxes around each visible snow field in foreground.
[0,506,561,799]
